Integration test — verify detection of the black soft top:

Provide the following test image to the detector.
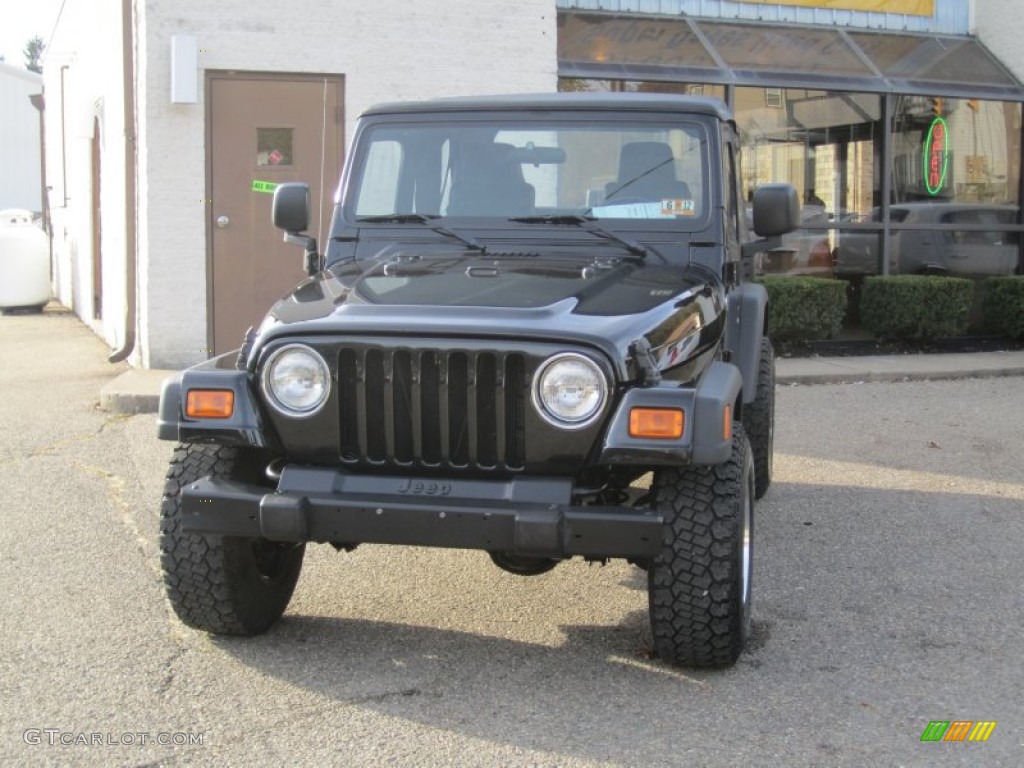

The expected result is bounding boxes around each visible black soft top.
[362,92,733,122]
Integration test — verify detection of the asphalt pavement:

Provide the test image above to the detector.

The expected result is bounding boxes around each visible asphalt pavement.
[2,308,1023,767]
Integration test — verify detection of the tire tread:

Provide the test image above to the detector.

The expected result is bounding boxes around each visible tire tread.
[159,443,303,636]
[647,425,752,668]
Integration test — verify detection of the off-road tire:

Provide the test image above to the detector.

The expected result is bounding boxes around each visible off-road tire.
[742,337,775,499]
[647,424,754,668]
[160,443,305,635]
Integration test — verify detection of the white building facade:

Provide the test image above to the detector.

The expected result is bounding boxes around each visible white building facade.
[42,0,1024,367]
[44,0,556,368]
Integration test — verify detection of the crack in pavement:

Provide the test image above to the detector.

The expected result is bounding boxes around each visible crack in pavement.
[0,413,134,470]
[156,644,187,698]
[349,687,426,704]
[74,460,159,575]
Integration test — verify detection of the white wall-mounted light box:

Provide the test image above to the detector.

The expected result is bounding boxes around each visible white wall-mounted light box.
[170,34,198,103]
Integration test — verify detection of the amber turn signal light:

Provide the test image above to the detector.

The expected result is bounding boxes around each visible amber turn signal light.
[186,389,235,419]
[629,407,684,439]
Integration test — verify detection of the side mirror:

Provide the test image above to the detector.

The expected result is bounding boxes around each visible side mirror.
[272,182,320,276]
[752,183,800,237]
[272,183,310,233]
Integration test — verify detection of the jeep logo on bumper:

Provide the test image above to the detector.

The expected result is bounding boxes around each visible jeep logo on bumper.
[397,479,452,496]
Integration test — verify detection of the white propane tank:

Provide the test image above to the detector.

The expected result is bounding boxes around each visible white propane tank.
[0,209,51,311]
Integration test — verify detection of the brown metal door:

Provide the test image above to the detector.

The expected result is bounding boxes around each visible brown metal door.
[208,73,343,353]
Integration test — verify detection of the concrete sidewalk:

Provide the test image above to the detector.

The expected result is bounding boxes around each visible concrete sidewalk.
[99,349,1024,414]
[774,349,1024,385]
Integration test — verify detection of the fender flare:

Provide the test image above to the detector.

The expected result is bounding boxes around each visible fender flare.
[156,358,277,450]
[724,283,767,405]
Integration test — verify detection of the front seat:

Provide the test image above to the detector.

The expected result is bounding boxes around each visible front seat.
[605,141,691,203]
[447,143,535,217]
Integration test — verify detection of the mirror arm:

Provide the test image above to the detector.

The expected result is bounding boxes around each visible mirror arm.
[284,232,321,276]
[741,236,781,260]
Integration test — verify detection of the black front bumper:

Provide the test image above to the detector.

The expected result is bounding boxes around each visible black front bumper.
[180,466,663,559]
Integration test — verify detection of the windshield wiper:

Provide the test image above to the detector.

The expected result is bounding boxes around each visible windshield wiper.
[510,215,593,225]
[508,214,650,259]
[356,213,438,223]
[356,213,484,252]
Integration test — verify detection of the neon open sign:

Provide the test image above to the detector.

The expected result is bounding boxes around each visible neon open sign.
[924,117,949,196]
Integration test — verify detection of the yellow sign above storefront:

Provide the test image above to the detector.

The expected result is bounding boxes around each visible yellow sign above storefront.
[742,0,933,16]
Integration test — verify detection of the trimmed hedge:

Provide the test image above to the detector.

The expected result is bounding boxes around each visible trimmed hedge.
[860,275,972,341]
[758,276,848,342]
[983,276,1024,339]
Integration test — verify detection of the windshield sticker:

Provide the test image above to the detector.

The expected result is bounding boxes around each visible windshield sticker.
[662,199,697,216]
[590,202,676,220]
[252,180,279,194]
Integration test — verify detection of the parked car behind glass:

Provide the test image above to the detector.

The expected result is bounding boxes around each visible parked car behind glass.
[835,203,1020,277]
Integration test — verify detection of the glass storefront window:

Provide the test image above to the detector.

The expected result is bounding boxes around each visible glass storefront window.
[890,96,1021,278]
[736,87,883,279]
[736,87,882,221]
[892,96,1021,207]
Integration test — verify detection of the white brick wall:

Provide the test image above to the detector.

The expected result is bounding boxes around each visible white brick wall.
[139,0,557,368]
[42,0,130,351]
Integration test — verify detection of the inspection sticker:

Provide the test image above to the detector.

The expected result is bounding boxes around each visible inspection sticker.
[662,199,696,216]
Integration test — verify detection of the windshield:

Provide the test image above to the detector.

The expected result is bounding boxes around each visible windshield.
[348,118,710,226]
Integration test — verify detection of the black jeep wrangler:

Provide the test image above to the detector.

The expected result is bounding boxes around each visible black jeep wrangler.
[157,93,798,668]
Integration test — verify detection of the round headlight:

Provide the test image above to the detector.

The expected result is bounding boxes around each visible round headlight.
[261,344,330,416]
[533,353,607,428]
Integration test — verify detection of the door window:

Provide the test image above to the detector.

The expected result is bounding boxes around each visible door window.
[256,127,294,166]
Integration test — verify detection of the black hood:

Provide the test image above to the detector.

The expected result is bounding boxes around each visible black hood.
[251,249,725,379]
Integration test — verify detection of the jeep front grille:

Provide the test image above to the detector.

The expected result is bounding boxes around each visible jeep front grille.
[337,346,527,471]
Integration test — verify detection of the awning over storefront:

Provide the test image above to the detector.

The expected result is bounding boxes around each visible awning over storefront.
[558,13,1024,101]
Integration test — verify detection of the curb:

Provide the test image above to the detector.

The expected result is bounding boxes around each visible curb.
[775,351,1024,386]
[776,366,1024,385]
[99,370,175,415]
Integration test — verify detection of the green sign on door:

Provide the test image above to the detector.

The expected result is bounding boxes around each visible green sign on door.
[252,180,279,194]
